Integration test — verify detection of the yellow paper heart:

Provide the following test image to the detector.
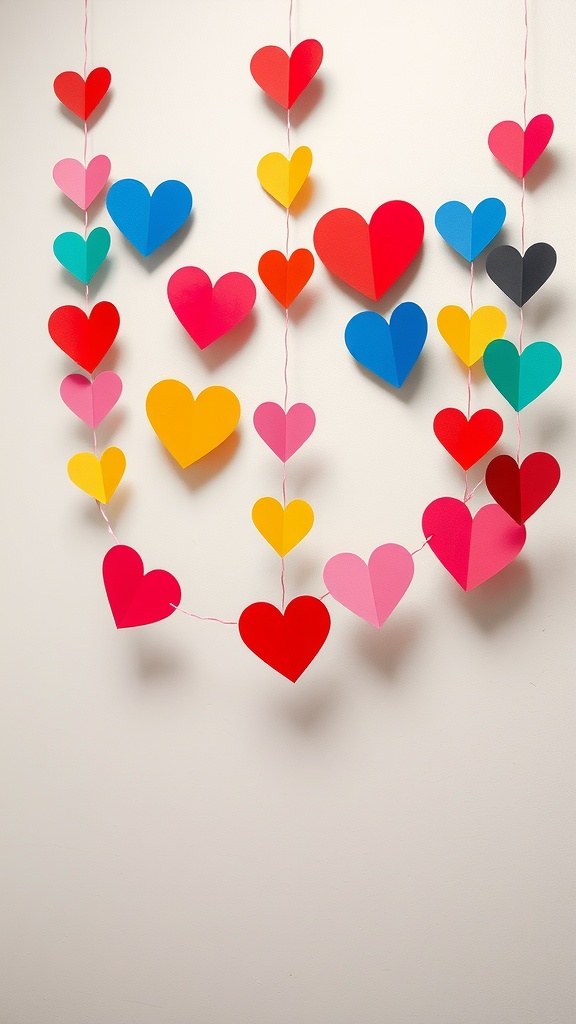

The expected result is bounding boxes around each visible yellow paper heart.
[67,446,126,503]
[146,379,241,468]
[257,146,313,209]
[252,497,314,556]
[437,305,507,367]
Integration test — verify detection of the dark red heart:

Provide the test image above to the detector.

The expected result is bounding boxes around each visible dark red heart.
[102,545,181,628]
[53,68,111,120]
[48,302,120,373]
[485,452,560,524]
[433,408,503,470]
[238,596,331,682]
[250,40,323,109]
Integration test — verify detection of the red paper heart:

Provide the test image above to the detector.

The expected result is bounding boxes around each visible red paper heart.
[488,114,554,178]
[485,452,560,524]
[250,39,323,109]
[238,596,330,681]
[167,267,256,349]
[48,302,120,374]
[313,202,424,301]
[53,67,112,120]
[102,545,181,628]
[258,248,314,307]
[433,408,503,470]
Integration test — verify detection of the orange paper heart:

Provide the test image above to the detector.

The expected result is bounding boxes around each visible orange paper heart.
[258,248,314,308]
[146,380,240,468]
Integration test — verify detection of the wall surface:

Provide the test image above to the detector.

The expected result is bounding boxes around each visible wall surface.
[2,1,575,1022]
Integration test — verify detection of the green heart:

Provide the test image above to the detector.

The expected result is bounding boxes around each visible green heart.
[53,227,110,284]
[483,338,562,411]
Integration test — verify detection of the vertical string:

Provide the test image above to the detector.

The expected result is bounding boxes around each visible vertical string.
[463,261,474,501]
[280,0,294,612]
[516,0,529,464]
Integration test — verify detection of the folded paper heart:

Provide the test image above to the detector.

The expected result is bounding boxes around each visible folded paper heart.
[250,39,323,109]
[258,249,314,307]
[253,402,316,462]
[485,242,557,306]
[106,178,193,256]
[252,498,314,556]
[67,446,126,503]
[167,267,256,349]
[53,67,111,120]
[422,497,526,591]
[257,147,312,209]
[435,198,506,262]
[48,301,120,373]
[314,201,424,301]
[483,339,562,411]
[102,544,181,629]
[437,305,506,367]
[60,371,123,429]
[485,452,561,524]
[53,227,110,284]
[238,596,330,681]
[53,155,111,210]
[488,114,554,178]
[323,544,414,627]
[433,408,503,470]
[146,380,240,468]
[344,303,427,387]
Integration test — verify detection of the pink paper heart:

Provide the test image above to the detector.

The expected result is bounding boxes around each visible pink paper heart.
[53,154,111,210]
[323,544,414,627]
[422,497,526,591]
[167,266,257,349]
[60,371,123,428]
[488,114,553,178]
[253,402,316,461]
[102,545,181,628]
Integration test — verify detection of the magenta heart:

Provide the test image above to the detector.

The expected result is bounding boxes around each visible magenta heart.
[60,371,123,428]
[422,497,526,591]
[488,114,554,178]
[102,545,181,628]
[167,266,256,349]
[323,544,414,627]
[253,402,316,461]
[53,154,111,210]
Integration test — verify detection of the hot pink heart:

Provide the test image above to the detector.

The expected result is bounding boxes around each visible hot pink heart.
[53,154,112,210]
[102,545,181,628]
[488,114,553,178]
[323,544,414,627]
[60,371,123,428]
[253,402,316,461]
[422,497,526,591]
[167,266,257,349]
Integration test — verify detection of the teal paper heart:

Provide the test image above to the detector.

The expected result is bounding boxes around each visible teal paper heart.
[483,338,562,411]
[53,227,111,284]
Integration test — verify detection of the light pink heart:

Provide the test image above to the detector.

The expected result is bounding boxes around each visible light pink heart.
[323,544,414,627]
[422,497,526,591]
[253,402,316,461]
[167,266,257,349]
[488,114,553,178]
[53,154,111,210]
[60,371,123,428]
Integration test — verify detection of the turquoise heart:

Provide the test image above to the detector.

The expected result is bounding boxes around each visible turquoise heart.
[53,227,111,284]
[483,338,562,411]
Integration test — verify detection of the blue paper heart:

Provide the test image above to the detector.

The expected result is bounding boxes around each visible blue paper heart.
[435,198,506,261]
[344,303,428,388]
[106,179,193,256]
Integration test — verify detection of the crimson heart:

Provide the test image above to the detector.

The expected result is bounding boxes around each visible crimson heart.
[313,202,424,301]
[238,596,331,681]
[53,67,111,120]
[485,452,560,524]
[48,302,120,373]
[103,545,181,628]
[250,39,323,109]
[433,408,503,470]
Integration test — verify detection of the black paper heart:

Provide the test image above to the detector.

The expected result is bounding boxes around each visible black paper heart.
[485,242,556,306]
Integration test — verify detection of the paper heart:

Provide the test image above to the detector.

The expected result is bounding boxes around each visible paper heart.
[252,498,314,556]
[250,39,323,109]
[488,114,554,178]
[483,339,562,411]
[437,305,507,367]
[53,227,110,284]
[344,303,427,387]
[313,202,424,301]
[257,147,312,209]
[433,408,503,470]
[167,267,256,349]
[67,446,125,503]
[485,243,557,306]
[422,497,526,591]
[102,545,181,629]
[434,198,506,261]
[258,249,314,307]
[48,301,120,373]
[53,155,111,210]
[238,596,330,681]
[60,371,123,428]
[485,452,561,524]
[253,402,316,461]
[106,179,193,256]
[53,67,111,120]
[323,544,414,627]
[146,380,240,468]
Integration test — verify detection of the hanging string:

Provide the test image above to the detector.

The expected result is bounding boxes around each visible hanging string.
[516,0,529,463]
